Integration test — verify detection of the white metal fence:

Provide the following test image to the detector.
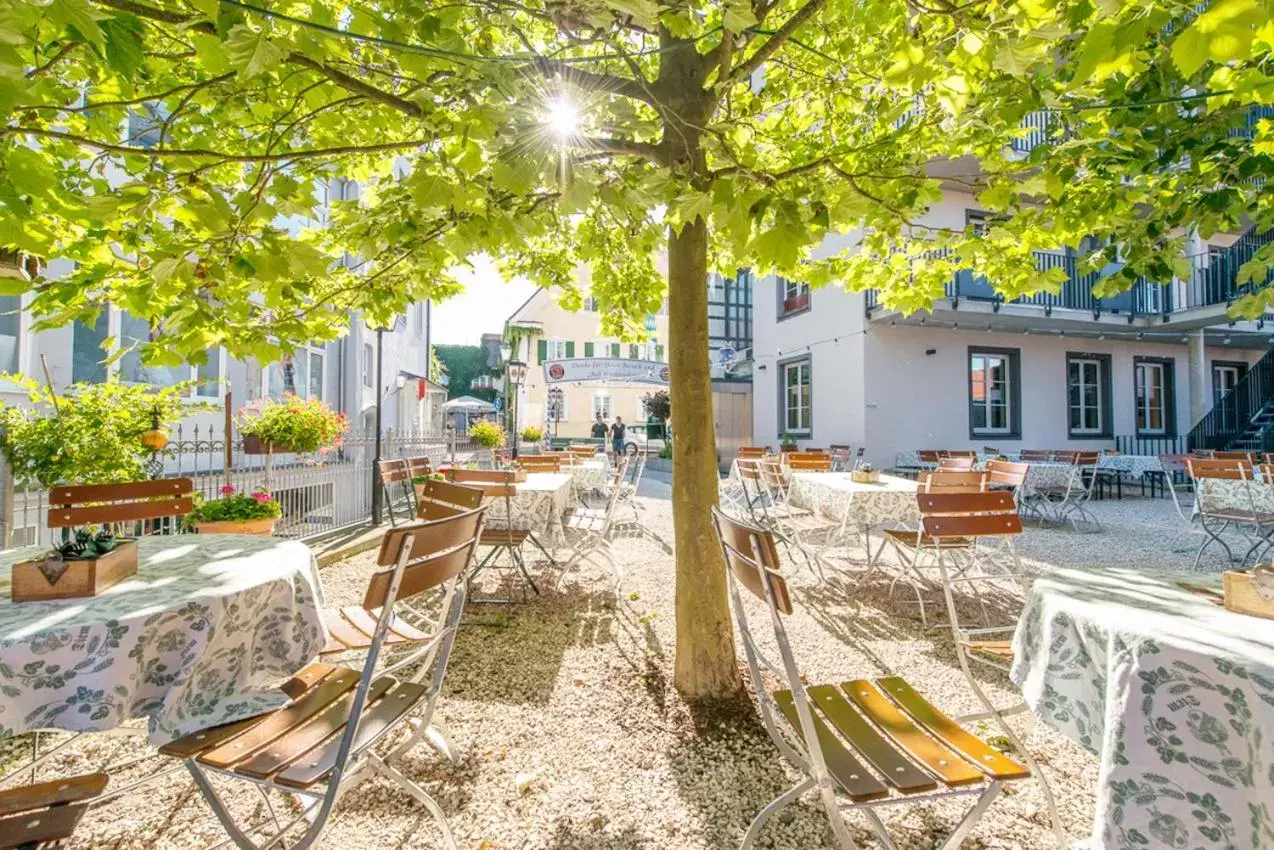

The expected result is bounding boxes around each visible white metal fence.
[0,426,478,547]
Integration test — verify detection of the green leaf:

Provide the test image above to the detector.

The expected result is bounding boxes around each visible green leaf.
[101,13,145,78]
[225,24,284,78]
[723,1,757,33]
[49,0,104,47]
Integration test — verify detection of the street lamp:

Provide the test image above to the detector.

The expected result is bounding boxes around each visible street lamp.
[547,386,563,440]
[506,359,527,459]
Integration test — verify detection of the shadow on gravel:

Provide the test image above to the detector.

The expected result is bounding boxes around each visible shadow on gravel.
[540,819,652,849]
[444,584,619,705]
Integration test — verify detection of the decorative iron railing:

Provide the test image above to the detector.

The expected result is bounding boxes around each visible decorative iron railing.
[1186,346,1274,452]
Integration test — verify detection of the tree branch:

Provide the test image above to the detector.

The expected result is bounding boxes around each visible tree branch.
[91,0,216,32]
[727,0,829,84]
[573,136,660,161]
[26,43,80,78]
[523,58,655,105]
[5,127,424,162]
[284,54,425,118]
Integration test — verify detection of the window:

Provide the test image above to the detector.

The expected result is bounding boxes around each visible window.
[583,296,598,312]
[547,393,568,422]
[591,339,608,358]
[1213,361,1246,432]
[0,294,19,374]
[363,343,374,388]
[780,357,812,435]
[263,348,325,401]
[1066,354,1111,437]
[120,312,185,388]
[778,278,810,318]
[546,338,567,361]
[592,392,612,419]
[968,347,1020,438]
[1135,358,1175,435]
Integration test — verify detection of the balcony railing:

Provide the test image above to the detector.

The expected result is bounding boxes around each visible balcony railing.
[865,225,1274,318]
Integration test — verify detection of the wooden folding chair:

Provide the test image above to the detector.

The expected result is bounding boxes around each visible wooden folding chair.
[829,446,852,472]
[453,470,554,601]
[985,459,1028,507]
[0,773,109,849]
[1214,450,1256,462]
[48,478,194,537]
[517,454,562,473]
[710,508,1059,850]
[1186,458,1274,570]
[558,462,628,590]
[568,444,599,460]
[415,479,483,521]
[376,459,414,526]
[916,450,941,469]
[936,456,976,471]
[1019,449,1050,462]
[787,455,832,471]
[158,509,485,850]
[738,446,769,459]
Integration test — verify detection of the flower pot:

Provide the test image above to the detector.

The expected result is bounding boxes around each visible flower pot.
[12,539,139,602]
[193,518,277,536]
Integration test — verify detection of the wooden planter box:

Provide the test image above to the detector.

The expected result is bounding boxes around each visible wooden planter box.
[12,540,139,602]
[193,518,277,536]
[850,469,881,484]
[1223,568,1274,619]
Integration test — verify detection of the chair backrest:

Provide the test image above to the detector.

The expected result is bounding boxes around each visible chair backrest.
[377,458,410,484]
[986,459,1029,489]
[938,449,976,458]
[368,507,486,607]
[569,444,598,458]
[1074,451,1100,466]
[828,444,850,451]
[1214,450,1255,461]
[917,449,941,464]
[416,479,484,520]
[937,456,976,470]
[519,455,561,473]
[625,450,648,488]
[1020,449,1050,461]
[1186,457,1252,481]
[48,479,194,530]
[758,458,790,493]
[738,446,768,458]
[1050,450,1080,464]
[918,491,1021,538]
[786,455,832,471]
[917,470,987,493]
[802,447,824,453]
[448,468,519,484]
[405,457,433,479]
[1258,464,1274,486]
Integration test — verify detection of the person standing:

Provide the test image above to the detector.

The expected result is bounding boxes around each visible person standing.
[590,412,608,451]
[610,416,626,465]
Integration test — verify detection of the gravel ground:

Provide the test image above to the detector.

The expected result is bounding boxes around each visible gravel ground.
[6,491,1215,849]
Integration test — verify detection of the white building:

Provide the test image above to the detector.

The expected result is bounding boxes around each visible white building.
[754,185,1273,467]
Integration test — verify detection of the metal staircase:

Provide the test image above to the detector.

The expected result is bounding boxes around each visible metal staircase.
[1188,346,1274,452]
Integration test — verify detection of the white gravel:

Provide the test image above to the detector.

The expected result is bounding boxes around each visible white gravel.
[5,491,1214,849]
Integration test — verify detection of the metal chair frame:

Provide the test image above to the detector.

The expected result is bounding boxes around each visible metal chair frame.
[167,509,485,850]
[557,460,629,590]
[1186,458,1274,570]
[710,508,1049,850]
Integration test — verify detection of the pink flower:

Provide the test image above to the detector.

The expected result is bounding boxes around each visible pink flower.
[220,485,236,495]
[251,492,271,503]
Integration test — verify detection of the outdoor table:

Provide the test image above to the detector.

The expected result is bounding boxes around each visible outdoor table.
[1095,453,1164,480]
[788,472,920,529]
[1011,566,1274,850]
[483,472,573,545]
[0,534,326,745]
[1199,477,1274,515]
[567,459,609,495]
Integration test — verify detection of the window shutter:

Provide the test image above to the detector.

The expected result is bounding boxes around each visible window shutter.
[610,343,620,357]
[655,345,664,362]
[629,344,639,359]
[565,341,575,358]
[584,342,594,357]
[537,340,547,363]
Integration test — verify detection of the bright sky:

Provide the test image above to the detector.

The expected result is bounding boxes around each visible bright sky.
[430,256,538,345]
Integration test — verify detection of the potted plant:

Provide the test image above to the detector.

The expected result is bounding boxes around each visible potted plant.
[237,394,349,455]
[520,426,543,443]
[780,433,799,453]
[12,527,138,602]
[468,420,506,466]
[187,485,282,535]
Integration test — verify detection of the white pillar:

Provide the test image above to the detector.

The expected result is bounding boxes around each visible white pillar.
[1189,329,1208,428]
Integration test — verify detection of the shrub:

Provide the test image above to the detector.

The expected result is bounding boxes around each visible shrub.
[520,426,543,442]
[0,377,202,488]
[237,395,348,454]
[658,444,672,459]
[188,485,283,523]
[469,420,506,448]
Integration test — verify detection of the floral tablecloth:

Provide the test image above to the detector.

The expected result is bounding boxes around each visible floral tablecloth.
[0,535,325,745]
[788,473,920,529]
[1096,454,1165,481]
[568,460,609,495]
[1011,567,1274,850]
[1198,478,1274,515]
[483,472,573,545]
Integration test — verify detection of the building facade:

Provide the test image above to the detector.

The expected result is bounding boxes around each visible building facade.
[754,185,1272,467]
[504,288,669,441]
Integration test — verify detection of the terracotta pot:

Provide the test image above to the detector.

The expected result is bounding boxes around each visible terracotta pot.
[193,518,277,536]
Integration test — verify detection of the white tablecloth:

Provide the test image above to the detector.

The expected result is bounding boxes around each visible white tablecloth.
[787,473,920,528]
[1011,567,1274,850]
[483,473,573,545]
[1095,454,1165,480]
[0,535,325,744]
[568,460,609,494]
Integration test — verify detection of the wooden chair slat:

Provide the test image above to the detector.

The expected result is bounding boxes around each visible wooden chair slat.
[322,610,372,651]
[936,457,976,471]
[806,685,938,793]
[48,497,195,528]
[877,676,1030,781]
[231,677,395,780]
[0,773,108,818]
[448,469,519,484]
[197,667,363,769]
[711,509,791,614]
[916,491,1016,514]
[279,663,339,700]
[923,514,1022,537]
[49,479,194,503]
[363,544,474,610]
[375,509,484,566]
[275,681,428,789]
[841,680,983,787]
[420,479,484,509]
[963,640,1014,661]
[158,714,275,760]
[772,691,892,802]
[917,471,987,494]
[1186,458,1252,480]
[341,605,429,643]
[0,803,89,848]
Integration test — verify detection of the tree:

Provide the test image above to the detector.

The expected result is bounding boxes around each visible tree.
[434,344,497,401]
[3,0,1267,697]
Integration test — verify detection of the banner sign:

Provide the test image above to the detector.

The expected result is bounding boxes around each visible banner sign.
[543,358,670,385]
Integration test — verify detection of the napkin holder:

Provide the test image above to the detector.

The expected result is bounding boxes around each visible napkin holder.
[1223,566,1274,620]
[850,469,880,484]
[11,539,138,602]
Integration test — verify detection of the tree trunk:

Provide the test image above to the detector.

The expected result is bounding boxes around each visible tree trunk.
[668,214,742,699]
